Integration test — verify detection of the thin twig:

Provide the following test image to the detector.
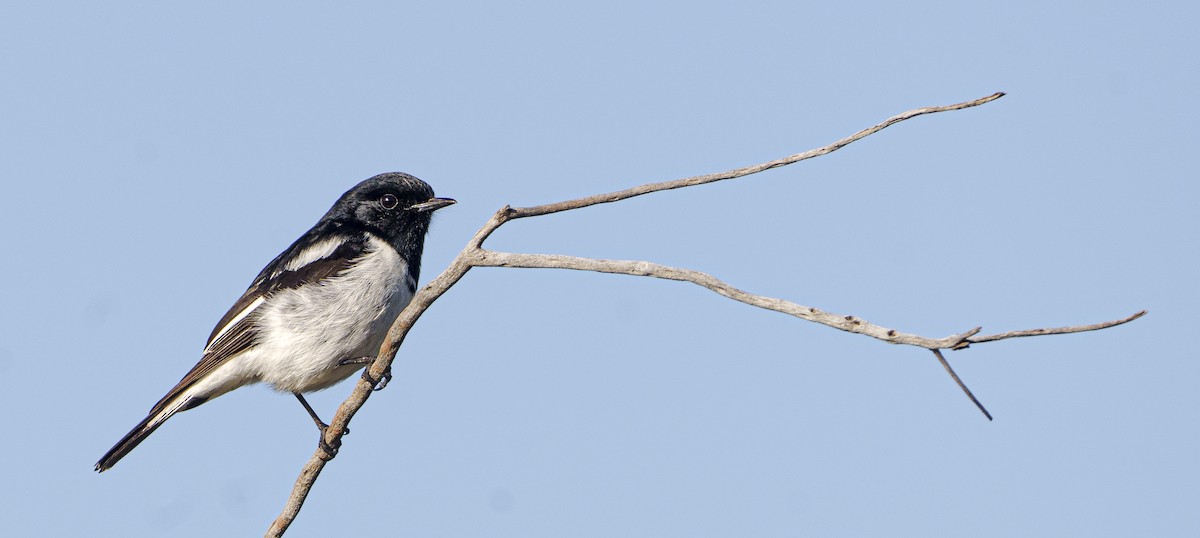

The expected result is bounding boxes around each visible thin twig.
[956,310,1147,349]
[932,349,992,420]
[466,93,1006,248]
[507,93,1005,220]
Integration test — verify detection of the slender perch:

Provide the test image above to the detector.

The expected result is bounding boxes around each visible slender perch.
[265,92,1143,536]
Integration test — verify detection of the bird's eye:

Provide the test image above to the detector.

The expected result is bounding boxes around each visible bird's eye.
[380,194,399,209]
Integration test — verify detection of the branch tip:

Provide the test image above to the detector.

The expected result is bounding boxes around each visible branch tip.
[965,310,1146,346]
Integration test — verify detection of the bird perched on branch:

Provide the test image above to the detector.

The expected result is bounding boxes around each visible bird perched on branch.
[95,172,455,472]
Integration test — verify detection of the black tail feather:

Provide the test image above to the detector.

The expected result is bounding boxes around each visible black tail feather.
[95,395,207,472]
[95,412,169,472]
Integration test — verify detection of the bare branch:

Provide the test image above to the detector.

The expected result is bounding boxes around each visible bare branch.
[268,92,1142,535]
[507,92,1005,220]
[467,93,1005,247]
[470,250,981,349]
[465,250,1138,424]
[265,455,330,536]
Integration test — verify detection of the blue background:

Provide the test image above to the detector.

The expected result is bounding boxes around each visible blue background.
[0,2,1192,536]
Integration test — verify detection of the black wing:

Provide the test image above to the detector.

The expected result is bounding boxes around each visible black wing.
[145,228,369,416]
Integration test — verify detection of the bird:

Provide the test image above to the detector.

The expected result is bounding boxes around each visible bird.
[95,172,455,472]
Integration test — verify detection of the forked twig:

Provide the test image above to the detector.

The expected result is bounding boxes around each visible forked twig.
[265,92,1143,536]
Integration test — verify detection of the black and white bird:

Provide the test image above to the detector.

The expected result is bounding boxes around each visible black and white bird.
[95,172,454,472]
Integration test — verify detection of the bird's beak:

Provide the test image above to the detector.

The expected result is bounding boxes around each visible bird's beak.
[409,197,457,212]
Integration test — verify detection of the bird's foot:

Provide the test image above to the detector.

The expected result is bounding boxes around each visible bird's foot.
[317,428,342,460]
[368,368,392,391]
[362,366,393,391]
[339,356,391,391]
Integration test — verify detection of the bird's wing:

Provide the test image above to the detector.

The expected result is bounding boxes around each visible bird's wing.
[145,230,369,416]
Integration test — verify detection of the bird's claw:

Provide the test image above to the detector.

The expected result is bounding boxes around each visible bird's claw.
[362,367,392,391]
[318,433,341,459]
[316,422,347,460]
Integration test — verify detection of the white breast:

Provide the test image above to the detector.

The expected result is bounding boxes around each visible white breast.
[251,235,414,393]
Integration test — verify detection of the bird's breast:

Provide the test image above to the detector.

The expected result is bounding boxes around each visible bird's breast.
[253,237,416,393]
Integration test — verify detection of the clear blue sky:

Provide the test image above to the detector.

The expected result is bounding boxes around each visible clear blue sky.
[1,2,1193,536]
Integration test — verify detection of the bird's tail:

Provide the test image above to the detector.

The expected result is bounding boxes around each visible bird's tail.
[94,396,197,472]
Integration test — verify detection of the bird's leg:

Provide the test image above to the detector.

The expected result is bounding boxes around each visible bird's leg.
[340,356,392,391]
[293,392,344,458]
[293,392,328,431]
